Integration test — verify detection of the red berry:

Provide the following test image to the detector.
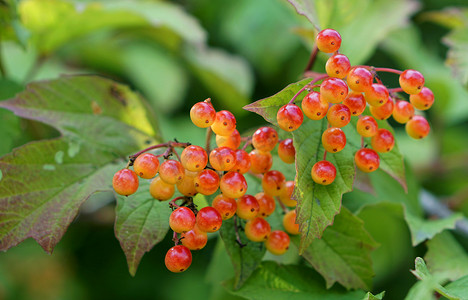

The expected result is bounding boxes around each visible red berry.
[176,173,198,197]
[406,115,430,139]
[190,100,216,128]
[343,92,366,116]
[211,110,236,136]
[356,116,378,137]
[410,87,434,110]
[327,104,351,128]
[320,78,348,104]
[399,69,425,94]
[316,28,341,53]
[347,67,373,92]
[181,145,208,172]
[133,153,159,179]
[194,169,220,195]
[150,176,175,201]
[219,171,247,199]
[231,149,251,174]
[249,150,273,174]
[321,127,346,153]
[113,169,139,196]
[279,181,297,207]
[277,104,303,132]
[365,84,389,107]
[159,159,185,185]
[252,126,278,153]
[255,192,276,217]
[215,129,241,150]
[209,147,237,171]
[265,230,290,255]
[236,195,260,220]
[393,100,415,124]
[371,129,395,153]
[262,170,286,196]
[212,194,237,220]
[325,54,351,79]
[245,217,271,242]
[302,91,329,120]
[165,245,192,273]
[196,206,223,233]
[283,210,300,235]
[355,148,380,173]
[170,207,196,233]
[181,225,208,250]
[311,161,336,185]
[370,97,394,120]
[278,139,295,164]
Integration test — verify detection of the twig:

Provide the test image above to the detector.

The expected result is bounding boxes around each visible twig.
[205,127,213,154]
[303,45,319,73]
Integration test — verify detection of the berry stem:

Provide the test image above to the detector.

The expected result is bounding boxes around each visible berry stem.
[388,87,404,93]
[242,137,252,151]
[234,216,247,248]
[205,127,213,154]
[361,136,364,148]
[172,231,180,246]
[323,150,328,161]
[275,196,288,214]
[289,74,328,104]
[303,45,319,73]
[374,67,402,75]
[129,142,190,159]
[169,196,186,210]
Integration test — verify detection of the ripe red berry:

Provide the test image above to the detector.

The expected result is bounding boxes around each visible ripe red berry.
[399,69,425,94]
[190,100,216,128]
[311,160,336,185]
[209,147,237,171]
[236,195,260,220]
[219,171,247,199]
[255,192,276,217]
[356,116,378,137]
[249,150,273,174]
[165,245,192,273]
[252,126,278,153]
[176,174,198,197]
[406,115,430,139]
[278,139,295,164]
[277,104,303,132]
[133,153,159,179]
[343,92,366,116]
[265,230,290,255]
[212,194,237,220]
[355,148,380,173]
[283,210,300,235]
[196,206,223,233]
[370,97,394,120]
[245,217,272,242]
[327,104,351,128]
[320,78,348,104]
[371,129,395,153]
[181,225,208,250]
[159,159,185,185]
[279,181,297,207]
[215,129,241,150]
[262,170,286,196]
[410,87,434,110]
[325,54,351,79]
[231,149,251,174]
[322,127,346,153]
[316,28,342,53]
[194,169,220,195]
[302,91,329,120]
[113,169,139,196]
[149,176,175,201]
[393,100,415,124]
[170,207,196,233]
[365,84,389,107]
[347,67,373,92]
[181,145,208,172]
[211,110,236,136]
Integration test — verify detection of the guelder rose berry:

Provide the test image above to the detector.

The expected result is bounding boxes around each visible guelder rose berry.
[277,104,303,132]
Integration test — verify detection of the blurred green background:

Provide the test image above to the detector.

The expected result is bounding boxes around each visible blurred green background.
[1,0,468,299]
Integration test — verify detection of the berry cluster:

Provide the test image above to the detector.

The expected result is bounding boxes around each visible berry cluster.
[277,28,433,185]
[113,99,302,273]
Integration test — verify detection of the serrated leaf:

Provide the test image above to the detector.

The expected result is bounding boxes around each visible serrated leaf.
[220,217,266,290]
[363,291,385,300]
[296,207,378,290]
[444,26,468,89]
[225,261,366,300]
[0,76,160,254]
[114,180,171,276]
[286,0,320,30]
[405,212,463,246]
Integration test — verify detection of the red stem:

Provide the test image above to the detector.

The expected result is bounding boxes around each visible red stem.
[288,74,328,104]
[275,196,288,214]
[374,67,402,75]
[303,45,319,73]
[129,142,190,159]
[388,87,404,93]
[323,150,328,161]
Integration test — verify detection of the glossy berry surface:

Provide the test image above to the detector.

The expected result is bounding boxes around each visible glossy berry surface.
[399,69,425,94]
[365,84,389,107]
[355,148,380,173]
[262,170,286,196]
[236,195,260,220]
[252,126,278,153]
[265,230,290,255]
[283,210,300,235]
[410,87,434,110]
[165,245,192,273]
[169,207,196,233]
[279,181,297,207]
[343,92,366,116]
[316,28,341,53]
[194,169,220,195]
[181,225,208,250]
[196,206,223,233]
[232,149,251,174]
[277,104,303,132]
[356,116,378,137]
[393,100,415,124]
[113,169,139,196]
[133,153,159,179]
[371,129,395,153]
[255,192,276,217]
[311,160,337,185]
[249,150,273,174]
[370,98,394,120]
[159,159,185,185]
[181,145,208,172]
[212,194,237,220]
[149,176,175,201]
[190,101,216,128]
[219,171,247,199]
[302,91,329,120]
[211,110,236,136]
[209,147,236,171]
[320,78,348,104]
[327,104,351,128]
[325,54,350,79]
[215,129,241,150]
[176,175,197,197]
[245,217,271,242]
[278,138,295,164]
[406,115,430,139]
[322,127,346,153]
[347,67,373,92]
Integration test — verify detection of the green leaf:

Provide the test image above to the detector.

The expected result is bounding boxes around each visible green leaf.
[286,0,320,30]
[444,26,468,89]
[220,217,266,290]
[363,291,385,300]
[225,261,366,300]
[0,76,160,254]
[296,207,379,290]
[0,79,24,157]
[114,180,171,276]
[405,212,463,246]
[444,276,468,300]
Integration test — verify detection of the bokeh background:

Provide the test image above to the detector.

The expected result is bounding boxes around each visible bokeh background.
[1,0,468,299]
